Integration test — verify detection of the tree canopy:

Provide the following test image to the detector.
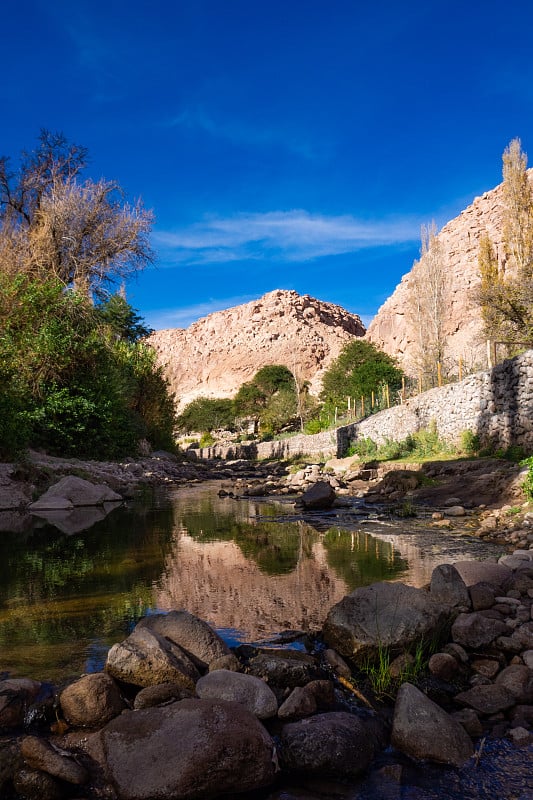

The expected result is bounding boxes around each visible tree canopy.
[320,339,403,412]
[477,138,533,348]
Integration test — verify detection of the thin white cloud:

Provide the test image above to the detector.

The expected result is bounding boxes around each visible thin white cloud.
[168,108,325,161]
[145,295,257,330]
[154,210,421,265]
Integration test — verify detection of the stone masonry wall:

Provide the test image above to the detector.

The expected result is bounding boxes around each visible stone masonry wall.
[194,350,533,461]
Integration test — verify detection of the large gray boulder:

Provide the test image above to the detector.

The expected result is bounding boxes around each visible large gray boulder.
[105,627,200,689]
[299,481,336,510]
[453,561,512,591]
[100,699,277,799]
[391,683,474,767]
[323,582,449,664]
[136,610,230,670]
[29,476,122,511]
[196,670,277,719]
[280,712,380,778]
[430,564,470,608]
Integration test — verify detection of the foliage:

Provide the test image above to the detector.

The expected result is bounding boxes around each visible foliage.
[477,138,533,348]
[521,456,533,500]
[234,364,299,435]
[407,223,451,382]
[0,274,175,459]
[199,432,216,447]
[459,429,481,456]
[0,130,154,297]
[175,397,236,434]
[348,423,451,463]
[320,340,404,415]
[97,293,153,342]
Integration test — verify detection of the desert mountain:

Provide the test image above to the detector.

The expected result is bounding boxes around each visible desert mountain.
[148,290,365,410]
[366,173,532,374]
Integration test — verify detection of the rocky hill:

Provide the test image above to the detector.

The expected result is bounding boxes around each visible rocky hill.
[366,174,531,374]
[148,290,365,409]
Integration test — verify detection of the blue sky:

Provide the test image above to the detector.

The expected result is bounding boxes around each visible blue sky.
[2,0,533,329]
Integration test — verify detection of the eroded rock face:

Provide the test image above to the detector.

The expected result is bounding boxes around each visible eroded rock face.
[100,699,278,800]
[366,172,533,371]
[147,289,366,409]
[391,683,474,767]
[322,582,449,664]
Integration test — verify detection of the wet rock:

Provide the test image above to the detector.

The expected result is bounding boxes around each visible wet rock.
[248,650,318,692]
[0,738,23,793]
[278,686,317,720]
[454,684,516,715]
[60,672,125,728]
[0,678,42,728]
[133,682,194,710]
[196,670,278,719]
[136,609,230,670]
[20,736,88,784]
[430,564,471,608]
[323,648,351,679]
[299,481,336,510]
[100,698,277,799]
[105,626,200,689]
[305,680,335,709]
[13,768,63,800]
[323,582,449,664]
[451,612,511,648]
[208,654,241,672]
[391,683,474,767]
[280,712,378,778]
[495,665,533,703]
[29,475,122,510]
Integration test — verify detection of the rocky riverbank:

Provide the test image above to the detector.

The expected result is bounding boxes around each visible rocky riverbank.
[1,552,532,800]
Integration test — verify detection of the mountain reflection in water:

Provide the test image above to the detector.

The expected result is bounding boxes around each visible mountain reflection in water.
[0,484,503,681]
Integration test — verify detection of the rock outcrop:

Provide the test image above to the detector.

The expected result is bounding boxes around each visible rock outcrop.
[148,289,365,409]
[367,172,533,373]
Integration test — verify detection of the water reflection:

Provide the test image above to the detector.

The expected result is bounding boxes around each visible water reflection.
[0,485,504,682]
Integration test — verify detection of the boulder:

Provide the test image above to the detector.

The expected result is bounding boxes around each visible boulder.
[451,612,511,649]
[428,652,459,681]
[247,650,318,693]
[60,672,125,728]
[278,686,317,720]
[100,699,277,799]
[133,682,194,710]
[280,712,379,778]
[136,610,230,670]
[495,665,533,703]
[196,670,278,719]
[454,684,516,715]
[453,561,512,591]
[20,736,88,785]
[0,678,42,728]
[299,481,336,510]
[29,475,122,511]
[13,769,62,800]
[391,683,474,767]
[430,564,471,608]
[323,582,449,664]
[105,626,200,689]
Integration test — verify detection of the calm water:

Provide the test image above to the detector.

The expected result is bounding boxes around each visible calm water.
[0,483,505,683]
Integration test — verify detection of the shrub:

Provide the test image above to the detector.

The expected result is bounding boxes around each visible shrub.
[350,437,378,459]
[459,429,481,455]
[522,456,533,500]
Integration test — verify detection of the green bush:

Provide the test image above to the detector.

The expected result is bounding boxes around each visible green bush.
[459,429,481,455]
[522,456,533,500]
[350,437,378,459]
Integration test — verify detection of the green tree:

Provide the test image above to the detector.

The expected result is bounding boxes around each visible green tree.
[175,397,236,434]
[477,138,533,347]
[233,365,298,434]
[320,340,403,414]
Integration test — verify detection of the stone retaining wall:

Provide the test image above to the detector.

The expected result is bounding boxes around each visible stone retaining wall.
[194,350,533,460]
